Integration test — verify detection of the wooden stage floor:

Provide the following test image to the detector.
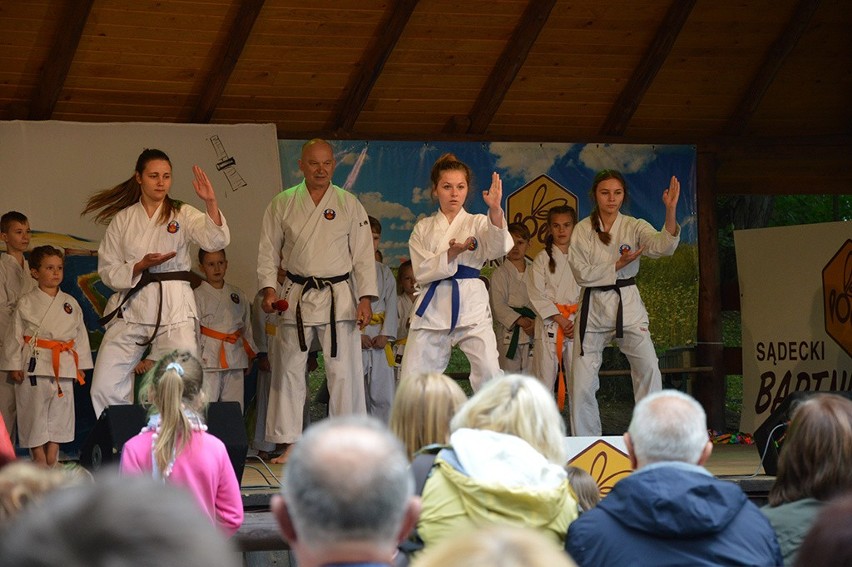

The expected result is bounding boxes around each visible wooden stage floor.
[238,443,774,507]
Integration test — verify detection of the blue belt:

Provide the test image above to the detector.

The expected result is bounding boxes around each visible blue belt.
[415,265,482,332]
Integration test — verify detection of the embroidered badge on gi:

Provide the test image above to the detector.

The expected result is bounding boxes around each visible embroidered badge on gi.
[230,293,240,304]
[619,243,632,255]
[467,237,478,251]
[167,220,180,234]
[63,303,73,314]
[323,209,336,220]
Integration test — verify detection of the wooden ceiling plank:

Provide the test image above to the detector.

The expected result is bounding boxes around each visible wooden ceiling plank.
[27,0,95,120]
[461,0,558,135]
[330,0,420,133]
[598,0,697,137]
[723,0,823,136]
[191,0,266,123]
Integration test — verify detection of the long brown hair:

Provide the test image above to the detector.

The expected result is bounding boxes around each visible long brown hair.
[140,350,206,478]
[544,205,577,273]
[768,394,852,506]
[81,148,180,225]
[588,169,628,245]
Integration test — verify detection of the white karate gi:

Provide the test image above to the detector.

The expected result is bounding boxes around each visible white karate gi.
[399,208,512,391]
[257,181,377,444]
[362,261,397,424]
[1,288,93,448]
[195,281,256,411]
[568,213,680,435]
[490,259,535,374]
[527,247,581,394]
[394,292,415,380]
[0,254,36,438]
[91,202,229,417]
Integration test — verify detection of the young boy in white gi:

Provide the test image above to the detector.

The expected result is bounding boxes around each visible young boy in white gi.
[490,222,536,373]
[194,249,256,411]
[361,217,397,423]
[1,246,92,466]
[0,211,37,443]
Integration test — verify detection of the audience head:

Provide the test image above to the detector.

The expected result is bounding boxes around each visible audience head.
[139,350,206,479]
[412,525,577,567]
[273,416,419,565]
[564,465,601,513]
[626,390,711,468]
[0,473,239,567]
[451,374,566,464]
[768,393,852,506]
[0,462,90,526]
[390,373,468,460]
[794,493,852,567]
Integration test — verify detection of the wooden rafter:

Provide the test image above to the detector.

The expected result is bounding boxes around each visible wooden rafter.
[28,0,95,120]
[599,0,697,137]
[191,0,265,123]
[331,0,419,133]
[461,0,557,135]
[724,0,822,136]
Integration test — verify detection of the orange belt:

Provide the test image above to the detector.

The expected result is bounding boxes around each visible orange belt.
[24,336,86,398]
[199,326,256,369]
[554,303,578,411]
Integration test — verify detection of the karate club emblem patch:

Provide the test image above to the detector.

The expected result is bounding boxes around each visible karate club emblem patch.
[63,303,73,314]
[323,209,336,220]
[619,243,632,255]
[230,293,240,304]
[167,220,180,234]
[467,237,478,251]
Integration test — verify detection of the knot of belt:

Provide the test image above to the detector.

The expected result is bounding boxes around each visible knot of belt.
[199,326,256,369]
[415,265,481,332]
[99,269,203,346]
[24,335,86,398]
[578,277,636,356]
[286,272,350,357]
[554,303,578,411]
[506,306,536,359]
[365,311,396,366]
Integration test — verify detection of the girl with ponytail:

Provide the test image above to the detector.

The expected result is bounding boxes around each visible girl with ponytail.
[83,149,230,419]
[120,350,243,535]
[526,205,580,411]
[567,170,680,436]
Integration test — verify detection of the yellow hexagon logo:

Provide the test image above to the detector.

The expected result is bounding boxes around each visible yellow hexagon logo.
[567,439,633,497]
[823,239,852,358]
[505,174,579,260]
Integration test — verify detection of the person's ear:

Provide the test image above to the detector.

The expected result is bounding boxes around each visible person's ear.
[396,496,422,544]
[624,432,638,469]
[697,441,713,466]
[271,494,298,544]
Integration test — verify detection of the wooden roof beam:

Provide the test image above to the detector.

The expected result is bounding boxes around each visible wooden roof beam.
[724,0,822,136]
[599,0,697,137]
[28,0,95,120]
[191,0,265,123]
[460,0,557,135]
[332,0,420,133]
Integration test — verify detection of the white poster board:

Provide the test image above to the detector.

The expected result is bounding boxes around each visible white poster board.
[0,120,282,296]
[735,222,852,433]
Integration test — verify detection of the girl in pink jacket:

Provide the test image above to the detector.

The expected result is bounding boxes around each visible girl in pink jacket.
[120,350,243,535]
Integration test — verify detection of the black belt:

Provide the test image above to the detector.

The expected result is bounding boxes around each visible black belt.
[99,270,203,347]
[578,277,636,356]
[286,272,350,358]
